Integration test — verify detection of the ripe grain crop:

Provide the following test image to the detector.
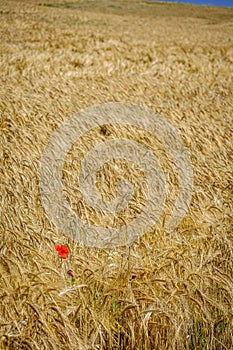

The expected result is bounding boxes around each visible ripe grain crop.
[0,0,233,349]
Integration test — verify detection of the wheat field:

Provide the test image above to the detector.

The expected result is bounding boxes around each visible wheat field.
[0,0,233,349]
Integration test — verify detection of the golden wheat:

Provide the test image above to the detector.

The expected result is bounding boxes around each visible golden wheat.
[0,0,233,349]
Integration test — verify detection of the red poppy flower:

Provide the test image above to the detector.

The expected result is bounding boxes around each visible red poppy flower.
[54,244,69,259]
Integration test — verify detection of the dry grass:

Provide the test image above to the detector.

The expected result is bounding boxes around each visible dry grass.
[0,0,233,349]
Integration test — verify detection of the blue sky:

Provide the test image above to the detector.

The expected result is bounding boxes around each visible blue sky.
[151,0,233,7]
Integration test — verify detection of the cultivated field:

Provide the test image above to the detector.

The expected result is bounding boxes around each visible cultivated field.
[0,0,233,349]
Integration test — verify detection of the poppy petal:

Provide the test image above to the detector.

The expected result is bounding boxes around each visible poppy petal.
[61,245,69,254]
[60,252,68,259]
